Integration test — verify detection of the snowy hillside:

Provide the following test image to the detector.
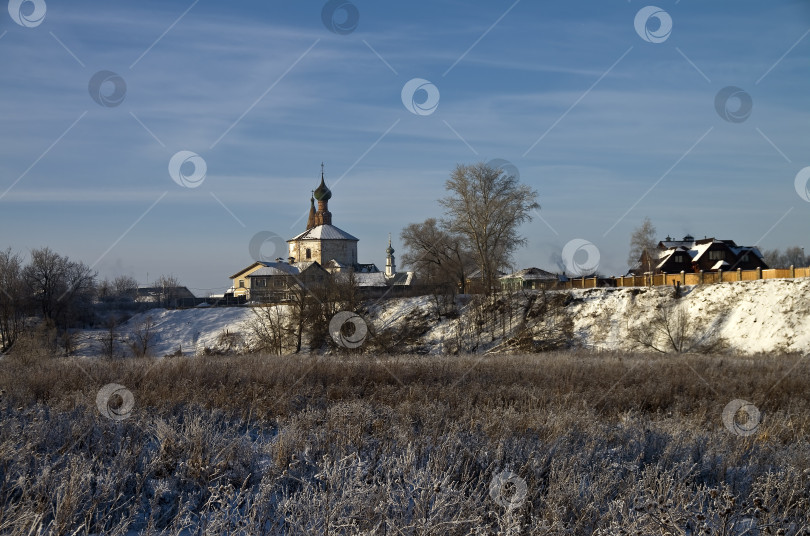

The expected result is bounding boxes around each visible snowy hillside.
[366,278,810,355]
[566,278,810,354]
[77,278,810,357]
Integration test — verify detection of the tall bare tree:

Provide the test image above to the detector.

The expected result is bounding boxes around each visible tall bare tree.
[24,247,95,326]
[400,218,472,293]
[628,217,658,273]
[439,162,539,294]
[113,275,139,300]
[0,248,26,353]
[128,315,156,357]
[154,274,181,308]
[98,275,139,302]
[249,305,292,355]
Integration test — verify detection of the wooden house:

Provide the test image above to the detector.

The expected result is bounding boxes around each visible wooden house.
[499,267,566,290]
[246,261,329,303]
[642,235,768,274]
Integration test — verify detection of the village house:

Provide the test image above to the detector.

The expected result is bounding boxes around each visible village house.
[245,261,329,303]
[136,285,196,307]
[637,235,768,275]
[499,267,567,291]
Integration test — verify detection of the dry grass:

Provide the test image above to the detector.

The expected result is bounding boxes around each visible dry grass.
[0,351,809,534]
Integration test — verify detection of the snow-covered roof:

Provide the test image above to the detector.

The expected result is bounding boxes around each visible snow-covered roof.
[655,250,674,269]
[248,264,300,277]
[468,268,507,279]
[690,241,715,262]
[354,271,414,287]
[501,267,559,280]
[245,261,322,277]
[711,260,730,270]
[325,259,348,267]
[389,271,415,285]
[355,272,388,287]
[288,224,358,242]
[730,246,764,260]
[655,247,694,269]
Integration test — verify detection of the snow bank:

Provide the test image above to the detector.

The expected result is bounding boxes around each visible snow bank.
[78,307,256,357]
[77,278,810,357]
[566,278,810,354]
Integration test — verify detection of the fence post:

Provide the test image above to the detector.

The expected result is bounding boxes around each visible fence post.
[718,269,723,284]
[757,266,762,280]
[619,275,624,287]
[699,270,704,285]
[790,265,795,278]
[680,270,686,286]
[737,268,742,281]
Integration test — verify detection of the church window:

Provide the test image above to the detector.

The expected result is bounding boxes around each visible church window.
[306,248,311,259]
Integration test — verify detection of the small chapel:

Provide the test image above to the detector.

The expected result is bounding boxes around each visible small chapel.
[228,166,412,301]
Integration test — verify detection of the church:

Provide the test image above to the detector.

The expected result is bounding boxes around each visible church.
[229,167,413,301]
[287,171,361,270]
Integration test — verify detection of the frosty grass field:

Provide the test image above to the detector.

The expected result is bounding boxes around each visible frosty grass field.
[0,351,808,534]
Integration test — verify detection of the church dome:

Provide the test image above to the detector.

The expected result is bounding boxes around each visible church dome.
[386,243,395,255]
[313,176,332,201]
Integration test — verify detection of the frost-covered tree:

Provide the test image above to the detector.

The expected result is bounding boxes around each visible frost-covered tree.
[628,217,658,273]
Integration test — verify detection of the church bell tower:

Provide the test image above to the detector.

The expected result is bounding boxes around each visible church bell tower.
[385,234,396,278]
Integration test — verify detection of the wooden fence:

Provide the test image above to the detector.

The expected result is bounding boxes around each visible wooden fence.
[560,266,810,290]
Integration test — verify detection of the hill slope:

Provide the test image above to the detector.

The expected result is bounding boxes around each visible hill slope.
[79,278,810,356]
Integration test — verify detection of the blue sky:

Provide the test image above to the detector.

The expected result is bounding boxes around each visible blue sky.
[1,0,808,294]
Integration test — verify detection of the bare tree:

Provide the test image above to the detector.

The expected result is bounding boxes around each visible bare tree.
[628,217,658,273]
[400,218,472,293]
[439,163,539,295]
[154,274,181,308]
[761,248,782,268]
[783,246,807,268]
[0,249,27,353]
[113,275,139,300]
[128,316,157,357]
[98,275,139,303]
[628,301,725,354]
[285,277,328,353]
[762,246,808,269]
[99,316,124,359]
[24,247,96,328]
[299,271,362,352]
[249,305,292,355]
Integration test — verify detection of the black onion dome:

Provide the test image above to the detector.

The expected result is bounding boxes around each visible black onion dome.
[313,176,332,201]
